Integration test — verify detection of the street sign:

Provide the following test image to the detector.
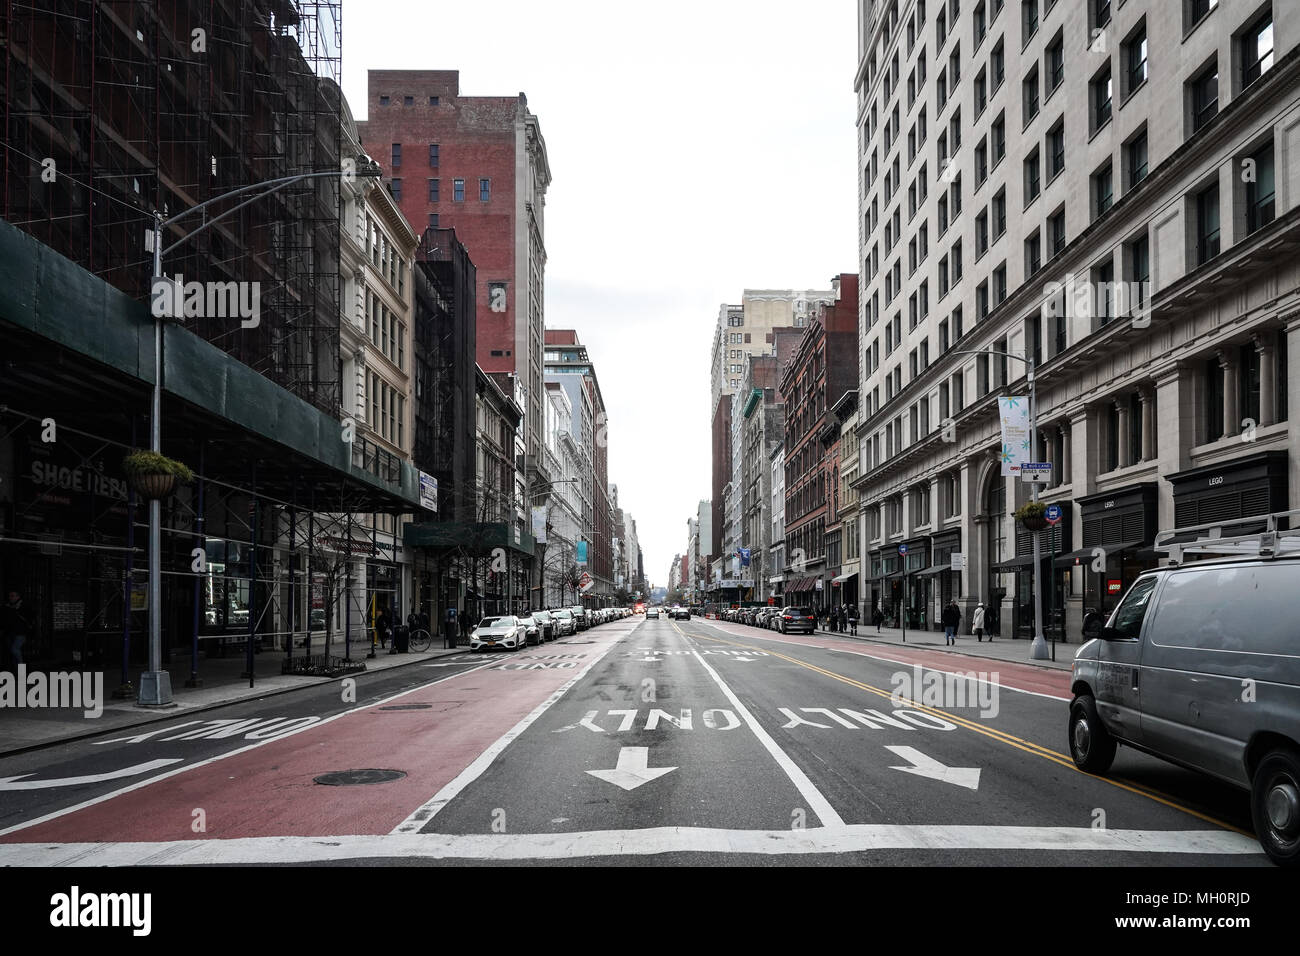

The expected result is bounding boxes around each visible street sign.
[578,571,593,591]
[1020,462,1052,481]
[1044,503,1063,525]
[950,552,967,571]
[898,543,908,556]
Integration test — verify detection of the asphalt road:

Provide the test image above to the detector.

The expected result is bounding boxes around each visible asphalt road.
[0,614,1269,865]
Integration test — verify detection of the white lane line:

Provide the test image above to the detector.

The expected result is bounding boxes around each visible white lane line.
[691,620,1069,702]
[390,633,622,834]
[0,825,1262,865]
[685,643,845,828]
[0,658,500,839]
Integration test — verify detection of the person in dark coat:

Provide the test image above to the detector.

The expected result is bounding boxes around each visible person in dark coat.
[942,601,961,646]
[2,590,31,667]
[872,602,883,632]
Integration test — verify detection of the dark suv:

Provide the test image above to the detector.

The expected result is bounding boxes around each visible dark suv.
[777,606,815,634]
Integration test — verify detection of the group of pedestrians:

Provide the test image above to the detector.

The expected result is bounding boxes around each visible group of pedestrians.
[820,605,859,635]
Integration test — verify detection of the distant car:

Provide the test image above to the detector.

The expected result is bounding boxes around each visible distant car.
[470,615,525,652]
[646,607,660,619]
[777,606,816,634]
[671,606,690,620]
[551,608,576,636]
[570,606,589,631]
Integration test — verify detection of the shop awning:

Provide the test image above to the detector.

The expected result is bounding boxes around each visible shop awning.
[990,554,1038,572]
[915,564,954,576]
[831,571,858,585]
[1053,540,1146,567]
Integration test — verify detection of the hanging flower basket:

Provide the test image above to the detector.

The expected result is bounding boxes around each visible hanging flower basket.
[1014,501,1048,532]
[122,450,194,500]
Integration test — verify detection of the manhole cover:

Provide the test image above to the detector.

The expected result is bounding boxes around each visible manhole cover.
[313,769,407,786]
[378,703,433,711]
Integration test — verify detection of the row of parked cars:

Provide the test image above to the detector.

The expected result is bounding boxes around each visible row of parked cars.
[719,605,817,634]
[468,606,634,652]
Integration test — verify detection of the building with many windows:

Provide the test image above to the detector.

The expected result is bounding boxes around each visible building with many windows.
[854,0,1299,639]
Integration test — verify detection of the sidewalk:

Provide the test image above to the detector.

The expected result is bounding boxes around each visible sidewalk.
[0,632,470,758]
[805,623,1079,671]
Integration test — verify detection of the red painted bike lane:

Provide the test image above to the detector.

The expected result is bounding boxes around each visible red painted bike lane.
[689,620,1071,699]
[2,640,620,844]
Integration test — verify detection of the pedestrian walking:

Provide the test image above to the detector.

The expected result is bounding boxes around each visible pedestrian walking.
[942,601,961,645]
[972,602,987,642]
[847,605,858,636]
[872,602,883,632]
[2,590,31,668]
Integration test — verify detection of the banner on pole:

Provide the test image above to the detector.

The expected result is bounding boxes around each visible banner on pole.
[531,506,547,544]
[998,396,1031,476]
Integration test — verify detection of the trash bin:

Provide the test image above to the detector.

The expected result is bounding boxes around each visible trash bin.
[393,625,409,653]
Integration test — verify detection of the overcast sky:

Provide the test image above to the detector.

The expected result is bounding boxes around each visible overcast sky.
[346,0,858,590]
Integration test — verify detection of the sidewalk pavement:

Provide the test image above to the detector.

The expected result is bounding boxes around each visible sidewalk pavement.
[802,623,1079,671]
[0,632,471,758]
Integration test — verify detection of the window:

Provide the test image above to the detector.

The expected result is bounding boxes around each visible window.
[1109,576,1157,640]
[977,280,989,319]
[975,67,988,115]
[1093,258,1114,326]
[1094,0,1111,31]
[1126,130,1148,188]
[938,193,949,233]
[403,95,414,107]
[1022,0,1038,43]
[1196,181,1220,264]
[1127,233,1149,312]
[391,143,402,167]
[429,96,440,106]
[428,214,439,229]
[1246,143,1275,234]
[454,178,465,202]
[429,143,440,167]
[950,45,961,86]
[992,188,1006,238]
[1025,230,1042,277]
[974,1,987,44]
[1204,357,1225,441]
[953,304,964,339]
[992,113,1006,163]
[428,178,439,202]
[976,137,989,184]
[389,178,401,201]
[1024,147,1041,202]
[950,173,962,215]
[1190,62,1218,133]
[1023,66,1039,125]
[479,178,491,202]
[940,318,951,352]
[993,262,1007,304]
[939,253,950,295]
[1242,11,1274,89]
[1046,32,1064,91]
[1047,120,1064,178]
[1092,66,1112,130]
[1092,162,1113,218]
[1188,0,1217,29]
[951,239,963,280]
[379,95,390,107]
[951,108,962,150]
[1048,207,1065,256]
[1125,23,1148,94]
[991,39,1005,89]
[976,208,989,255]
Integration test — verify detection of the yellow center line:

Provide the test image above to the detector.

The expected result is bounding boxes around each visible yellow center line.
[673,621,1252,837]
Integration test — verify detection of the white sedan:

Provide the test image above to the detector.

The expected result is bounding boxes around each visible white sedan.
[470,615,526,652]
[646,607,660,619]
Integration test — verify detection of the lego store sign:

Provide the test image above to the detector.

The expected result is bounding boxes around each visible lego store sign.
[1106,579,1123,594]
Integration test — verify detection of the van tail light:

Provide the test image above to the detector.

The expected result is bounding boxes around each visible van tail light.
[783,615,793,620]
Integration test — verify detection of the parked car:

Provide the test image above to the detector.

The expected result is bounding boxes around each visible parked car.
[551,608,576,636]
[777,606,815,634]
[570,606,589,631]
[470,615,526,652]
[517,614,543,646]
[1069,555,1300,867]
[530,610,556,642]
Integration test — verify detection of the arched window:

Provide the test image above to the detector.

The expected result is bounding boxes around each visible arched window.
[986,475,1005,570]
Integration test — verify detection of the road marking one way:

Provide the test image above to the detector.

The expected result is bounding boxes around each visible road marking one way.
[886,746,981,790]
[0,759,183,791]
[586,747,676,791]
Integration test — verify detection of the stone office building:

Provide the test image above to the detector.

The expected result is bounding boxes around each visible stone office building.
[853,0,1300,639]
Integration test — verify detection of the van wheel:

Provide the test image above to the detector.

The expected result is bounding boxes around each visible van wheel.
[1251,748,1300,867]
[1068,695,1116,774]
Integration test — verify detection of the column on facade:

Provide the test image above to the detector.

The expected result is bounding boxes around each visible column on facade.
[1218,348,1239,440]
[1288,314,1300,512]
[1256,331,1276,427]
[1115,397,1132,469]
[1139,386,1155,462]
[1058,422,1071,483]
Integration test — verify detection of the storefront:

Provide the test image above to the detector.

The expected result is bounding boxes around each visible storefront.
[899,537,931,629]
[1057,483,1158,631]
[1166,450,1288,548]
[922,529,962,631]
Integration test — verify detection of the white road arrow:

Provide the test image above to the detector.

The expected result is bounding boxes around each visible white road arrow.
[586,747,676,791]
[885,746,981,790]
[732,656,756,662]
[0,758,183,791]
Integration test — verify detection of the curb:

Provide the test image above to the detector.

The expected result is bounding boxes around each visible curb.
[0,648,458,760]
[802,627,1076,670]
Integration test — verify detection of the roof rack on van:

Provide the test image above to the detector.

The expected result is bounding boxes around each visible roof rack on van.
[1154,509,1300,566]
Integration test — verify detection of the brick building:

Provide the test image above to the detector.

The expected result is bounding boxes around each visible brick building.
[358,70,552,473]
[780,275,860,609]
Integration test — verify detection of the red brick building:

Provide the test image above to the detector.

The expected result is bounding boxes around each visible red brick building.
[780,275,859,608]
[358,70,552,465]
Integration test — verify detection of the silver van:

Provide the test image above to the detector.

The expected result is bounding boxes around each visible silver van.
[1069,554,1300,866]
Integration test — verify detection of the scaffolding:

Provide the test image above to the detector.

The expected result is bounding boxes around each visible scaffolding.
[1,0,344,415]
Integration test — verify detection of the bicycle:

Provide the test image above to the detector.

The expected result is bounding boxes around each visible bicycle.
[408,628,433,652]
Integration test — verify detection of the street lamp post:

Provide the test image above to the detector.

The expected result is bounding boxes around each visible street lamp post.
[137,161,381,706]
[944,349,1049,660]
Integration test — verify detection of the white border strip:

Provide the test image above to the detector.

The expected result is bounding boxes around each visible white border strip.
[0,825,1261,865]
[0,658,499,838]
[390,631,623,834]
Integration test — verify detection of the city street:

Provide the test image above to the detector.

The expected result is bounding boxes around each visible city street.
[0,614,1265,866]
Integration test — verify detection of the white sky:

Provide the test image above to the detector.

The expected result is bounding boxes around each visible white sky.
[346,0,858,589]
